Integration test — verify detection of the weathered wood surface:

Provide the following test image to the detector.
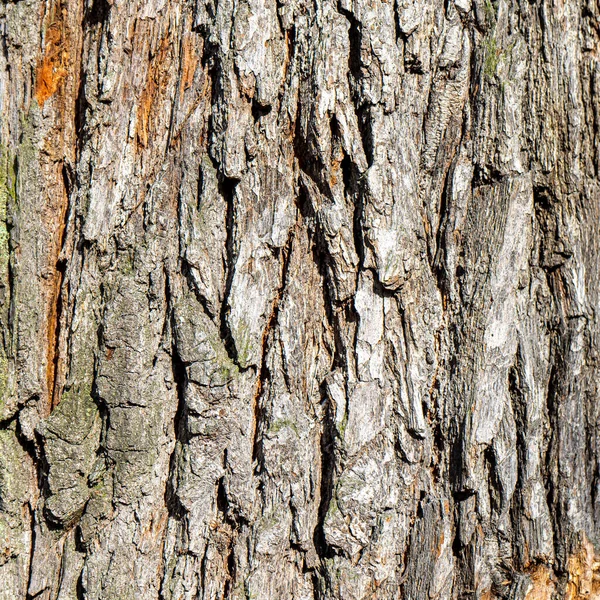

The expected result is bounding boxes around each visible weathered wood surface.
[0,0,599,598]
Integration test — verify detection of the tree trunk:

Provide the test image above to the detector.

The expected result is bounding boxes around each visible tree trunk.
[0,0,599,598]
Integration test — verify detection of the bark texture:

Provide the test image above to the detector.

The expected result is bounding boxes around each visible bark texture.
[0,0,599,598]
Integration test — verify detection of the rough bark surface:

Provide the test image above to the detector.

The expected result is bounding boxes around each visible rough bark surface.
[0,0,599,598]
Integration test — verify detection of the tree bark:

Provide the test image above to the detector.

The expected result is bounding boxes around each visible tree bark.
[0,0,599,598]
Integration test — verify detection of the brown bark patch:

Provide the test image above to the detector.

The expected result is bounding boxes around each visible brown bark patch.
[34,8,68,106]
[524,565,555,600]
[566,534,600,600]
[137,35,173,148]
[45,161,69,412]
[34,1,82,413]
[180,33,199,95]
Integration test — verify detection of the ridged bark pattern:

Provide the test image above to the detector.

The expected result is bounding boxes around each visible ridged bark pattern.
[0,0,599,598]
